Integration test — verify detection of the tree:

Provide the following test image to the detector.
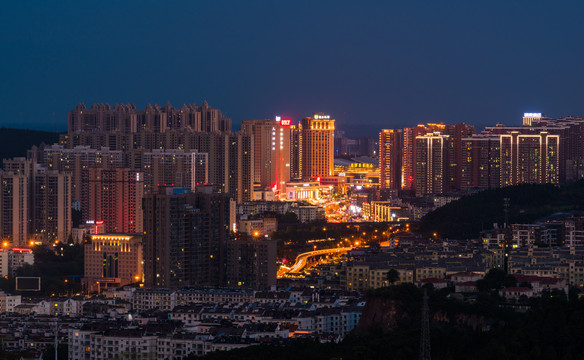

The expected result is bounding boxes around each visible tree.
[386,269,400,285]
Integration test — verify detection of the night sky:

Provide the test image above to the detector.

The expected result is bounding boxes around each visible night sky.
[1,1,583,137]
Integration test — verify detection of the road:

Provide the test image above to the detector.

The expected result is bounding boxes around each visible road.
[279,247,353,277]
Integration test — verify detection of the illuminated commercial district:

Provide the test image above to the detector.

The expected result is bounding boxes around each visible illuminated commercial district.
[1,109,584,358]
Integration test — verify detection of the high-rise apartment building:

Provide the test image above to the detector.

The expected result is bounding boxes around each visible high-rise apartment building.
[68,101,231,133]
[241,118,291,192]
[87,168,143,234]
[83,234,143,293]
[227,132,254,203]
[300,114,335,178]
[0,158,72,245]
[33,169,72,243]
[42,145,124,205]
[142,187,234,289]
[379,129,402,190]
[403,123,475,192]
[415,132,455,196]
[0,171,29,246]
[142,149,208,194]
[226,235,277,289]
[499,131,560,186]
[290,125,302,179]
[460,134,501,191]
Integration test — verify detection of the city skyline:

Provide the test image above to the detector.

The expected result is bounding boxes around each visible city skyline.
[2,2,584,136]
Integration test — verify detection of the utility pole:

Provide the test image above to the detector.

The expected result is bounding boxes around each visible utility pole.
[54,319,59,360]
[503,197,510,272]
[419,288,431,360]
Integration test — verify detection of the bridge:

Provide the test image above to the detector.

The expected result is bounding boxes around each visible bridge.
[278,247,353,278]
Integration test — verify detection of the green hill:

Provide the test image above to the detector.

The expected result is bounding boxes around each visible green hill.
[416,182,584,239]
[190,284,584,360]
[0,127,60,161]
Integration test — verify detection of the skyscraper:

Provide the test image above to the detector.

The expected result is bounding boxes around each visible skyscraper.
[0,158,72,246]
[142,187,234,289]
[0,171,29,246]
[460,134,501,191]
[68,101,231,133]
[87,168,143,234]
[415,132,455,196]
[290,124,302,179]
[300,114,335,178]
[499,131,560,186]
[33,169,72,243]
[142,149,208,194]
[241,118,291,192]
[227,132,254,203]
[404,123,475,193]
[379,129,402,190]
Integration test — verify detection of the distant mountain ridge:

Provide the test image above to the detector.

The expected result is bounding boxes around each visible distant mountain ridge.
[0,127,60,162]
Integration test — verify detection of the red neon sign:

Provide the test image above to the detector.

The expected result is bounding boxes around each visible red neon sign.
[280,119,291,126]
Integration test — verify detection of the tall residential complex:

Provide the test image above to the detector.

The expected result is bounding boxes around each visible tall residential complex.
[142,187,235,289]
[299,114,335,178]
[460,134,501,191]
[499,131,560,186]
[241,118,291,192]
[0,172,29,246]
[87,168,143,234]
[58,128,253,203]
[290,124,302,179]
[68,102,231,133]
[142,149,208,194]
[226,235,277,289]
[415,132,455,196]
[403,123,475,192]
[379,129,402,190]
[0,158,71,245]
[32,169,72,243]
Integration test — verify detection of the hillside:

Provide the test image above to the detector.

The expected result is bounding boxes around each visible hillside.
[191,285,584,360]
[416,182,584,239]
[0,127,60,161]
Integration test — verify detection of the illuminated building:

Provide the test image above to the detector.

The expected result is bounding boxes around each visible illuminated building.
[33,169,72,243]
[499,131,560,186]
[415,132,455,196]
[284,181,321,201]
[227,132,254,203]
[290,125,302,179]
[237,218,277,236]
[0,247,34,277]
[460,134,501,191]
[403,123,474,192]
[87,168,143,234]
[226,235,277,289]
[300,114,335,178]
[403,124,437,191]
[379,129,402,190]
[42,144,124,206]
[362,201,406,222]
[83,234,143,292]
[142,187,235,289]
[0,157,72,245]
[240,118,291,194]
[0,171,29,246]
[68,101,231,133]
[142,149,208,194]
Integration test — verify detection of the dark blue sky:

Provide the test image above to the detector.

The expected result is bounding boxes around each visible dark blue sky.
[1,1,583,137]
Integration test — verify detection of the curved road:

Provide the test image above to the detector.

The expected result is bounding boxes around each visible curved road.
[279,247,353,277]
